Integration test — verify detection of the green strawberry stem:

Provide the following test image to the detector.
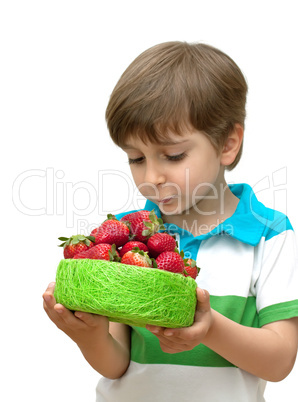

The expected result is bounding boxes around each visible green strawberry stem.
[108,244,121,262]
[142,210,166,238]
[58,234,95,248]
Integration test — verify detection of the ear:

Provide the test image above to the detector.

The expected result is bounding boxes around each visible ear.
[220,124,244,167]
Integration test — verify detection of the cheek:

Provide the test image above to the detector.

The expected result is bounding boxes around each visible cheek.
[130,170,144,196]
[130,168,142,186]
[165,171,188,194]
[186,164,221,197]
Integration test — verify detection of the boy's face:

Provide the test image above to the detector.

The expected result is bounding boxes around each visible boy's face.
[122,129,225,218]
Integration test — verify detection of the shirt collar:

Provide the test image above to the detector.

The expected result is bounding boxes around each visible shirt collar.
[144,183,270,246]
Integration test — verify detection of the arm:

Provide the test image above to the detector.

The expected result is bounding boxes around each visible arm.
[43,282,130,379]
[147,288,298,382]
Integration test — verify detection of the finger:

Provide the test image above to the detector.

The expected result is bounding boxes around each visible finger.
[148,326,198,353]
[159,287,210,339]
[74,311,108,328]
[146,325,164,335]
[158,338,190,354]
[196,287,210,313]
[162,288,210,340]
[147,326,186,347]
[146,325,177,344]
[43,284,76,324]
[152,324,193,339]
[163,325,195,340]
[53,303,69,315]
[43,282,57,309]
[48,304,89,332]
[43,282,56,295]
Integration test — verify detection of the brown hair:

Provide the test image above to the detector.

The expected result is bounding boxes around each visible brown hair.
[106,41,248,170]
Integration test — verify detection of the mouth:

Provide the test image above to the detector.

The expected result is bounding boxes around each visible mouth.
[158,196,177,204]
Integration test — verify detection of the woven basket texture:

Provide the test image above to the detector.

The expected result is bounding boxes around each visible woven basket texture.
[54,258,197,328]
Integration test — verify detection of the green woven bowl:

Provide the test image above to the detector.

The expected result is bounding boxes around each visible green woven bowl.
[54,259,197,328]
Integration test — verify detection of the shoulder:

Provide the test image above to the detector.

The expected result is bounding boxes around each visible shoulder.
[229,183,294,244]
[261,207,293,241]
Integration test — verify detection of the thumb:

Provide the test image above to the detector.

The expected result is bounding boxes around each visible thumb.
[196,287,210,313]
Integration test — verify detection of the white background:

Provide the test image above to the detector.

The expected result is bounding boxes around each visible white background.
[1,0,297,401]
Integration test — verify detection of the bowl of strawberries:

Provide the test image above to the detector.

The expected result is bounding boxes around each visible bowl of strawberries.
[54,210,199,328]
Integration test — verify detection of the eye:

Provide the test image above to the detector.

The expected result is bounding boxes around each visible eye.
[128,156,145,165]
[166,152,187,162]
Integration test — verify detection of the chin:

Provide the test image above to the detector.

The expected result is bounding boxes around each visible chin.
[159,203,184,216]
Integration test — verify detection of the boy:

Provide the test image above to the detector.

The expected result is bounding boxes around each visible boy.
[43,42,298,401]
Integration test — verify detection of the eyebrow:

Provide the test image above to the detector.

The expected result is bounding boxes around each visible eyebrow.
[122,139,190,150]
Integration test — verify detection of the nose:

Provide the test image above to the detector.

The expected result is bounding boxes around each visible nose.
[144,159,166,186]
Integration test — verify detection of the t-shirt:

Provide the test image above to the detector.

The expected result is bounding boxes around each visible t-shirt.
[96,183,298,402]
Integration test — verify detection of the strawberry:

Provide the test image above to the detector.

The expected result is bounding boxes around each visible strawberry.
[183,258,200,279]
[121,209,163,243]
[120,210,151,242]
[91,214,129,247]
[73,243,120,261]
[155,251,185,274]
[147,232,176,258]
[121,248,153,268]
[58,235,95,259]
[119,241,149,257]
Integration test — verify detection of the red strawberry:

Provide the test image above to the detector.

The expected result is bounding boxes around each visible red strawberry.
[120,210,151,242]
[58,235,95,259]
[147,233,176,258]
[121,248,153,268]
[73,243,120,261]
[155,251,185,274]
[119,241,149,257]
[121,210,163,243]
[183,259,199,279]
[91,214,129,247]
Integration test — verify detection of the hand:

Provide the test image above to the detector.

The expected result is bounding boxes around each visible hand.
[146,287,213,354]
[43,282,109,346]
